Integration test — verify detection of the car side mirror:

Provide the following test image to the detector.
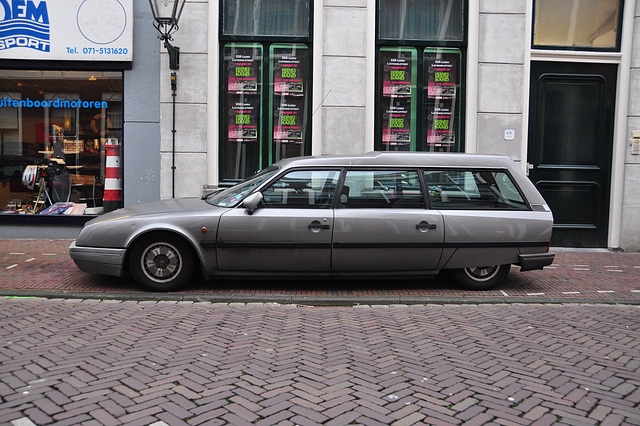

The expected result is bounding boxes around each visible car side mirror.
[243,192,263,215]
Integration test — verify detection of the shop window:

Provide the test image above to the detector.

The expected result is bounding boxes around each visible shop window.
[221,43,311,182]
[376,1,465,153]
[220,1,312,184]
[0,71,122,215]
[376,47,463,153]
[533,0,623,50]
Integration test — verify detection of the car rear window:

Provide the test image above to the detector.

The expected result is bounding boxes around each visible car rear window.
[424,169,529,210]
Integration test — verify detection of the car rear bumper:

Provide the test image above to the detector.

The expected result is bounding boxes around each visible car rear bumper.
[69,241,126,277]
[518,252,555,272]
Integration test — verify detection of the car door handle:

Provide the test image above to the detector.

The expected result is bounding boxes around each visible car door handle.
[416,221,437,230]
[308,221,330,230]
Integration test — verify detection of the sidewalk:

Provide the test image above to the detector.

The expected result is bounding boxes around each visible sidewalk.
[2,239,639,305]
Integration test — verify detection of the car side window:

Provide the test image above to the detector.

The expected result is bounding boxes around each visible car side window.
[261,170,341,209]
[424,169,529,210]
[339,170,425,209]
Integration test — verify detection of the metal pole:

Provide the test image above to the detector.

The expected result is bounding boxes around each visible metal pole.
[171,72,177,198]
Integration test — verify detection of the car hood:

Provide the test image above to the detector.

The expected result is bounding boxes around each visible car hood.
[86,198,216,225]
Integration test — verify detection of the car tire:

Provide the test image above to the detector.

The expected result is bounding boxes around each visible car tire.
[451,264,510,291]
[130,234,194,292]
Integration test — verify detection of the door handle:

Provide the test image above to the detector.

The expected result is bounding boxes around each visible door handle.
[309,221,330,230]
[416,221,437,230]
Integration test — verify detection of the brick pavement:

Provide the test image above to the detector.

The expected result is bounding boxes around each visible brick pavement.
[0,299,638,425]
[0,239,639,303]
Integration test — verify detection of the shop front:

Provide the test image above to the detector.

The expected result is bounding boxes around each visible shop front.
[0,70,123,216]
[0,0,132,220]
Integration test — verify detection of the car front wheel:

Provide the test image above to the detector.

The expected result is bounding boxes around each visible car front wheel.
[451,264,510,290]
[130,235,194,291]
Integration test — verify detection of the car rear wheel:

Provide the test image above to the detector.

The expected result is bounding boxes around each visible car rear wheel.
[130,234,194,291]
[452,264,510,290]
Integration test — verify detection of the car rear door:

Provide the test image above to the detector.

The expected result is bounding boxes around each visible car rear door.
[332,169,444,272]
[216,169,340,271]
[424,169,551,269]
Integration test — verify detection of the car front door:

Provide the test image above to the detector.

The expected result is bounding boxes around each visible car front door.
[332,169,444,272]
[216,169,340,271]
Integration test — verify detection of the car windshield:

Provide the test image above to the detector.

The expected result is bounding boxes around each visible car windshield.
[205,166,280,208]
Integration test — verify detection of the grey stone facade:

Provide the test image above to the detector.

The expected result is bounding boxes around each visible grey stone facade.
[143,0,640,250]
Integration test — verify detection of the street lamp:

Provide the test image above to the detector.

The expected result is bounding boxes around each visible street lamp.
[149,0,185,198]
[148,0,186,70]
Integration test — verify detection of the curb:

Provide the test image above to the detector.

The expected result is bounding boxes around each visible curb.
[2,290,639,306]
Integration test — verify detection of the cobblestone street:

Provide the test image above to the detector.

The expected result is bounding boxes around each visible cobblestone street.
[1,239,640,304]
[0,299,639,425]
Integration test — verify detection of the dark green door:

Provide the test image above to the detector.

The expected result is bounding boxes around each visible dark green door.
[528,62,616,247]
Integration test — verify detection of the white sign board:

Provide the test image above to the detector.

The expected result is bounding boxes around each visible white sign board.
[0,0,133,61]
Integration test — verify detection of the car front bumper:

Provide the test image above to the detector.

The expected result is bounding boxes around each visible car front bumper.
[69,241,127,277]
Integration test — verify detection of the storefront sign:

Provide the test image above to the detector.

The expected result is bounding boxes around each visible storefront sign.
[0,0,133,61]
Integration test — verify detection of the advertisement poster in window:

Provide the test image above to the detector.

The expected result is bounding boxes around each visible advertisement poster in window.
[227,47,261,94]
[424,48,460,151]
[382,98,412,147]
[379,47,416,151]
[270,44,309,161]
[228,98,259,143]
[382,51,412,96]
[274,97,304,144]
[426,52,457,97]
[426,99,455,147]
[274,53,305,96]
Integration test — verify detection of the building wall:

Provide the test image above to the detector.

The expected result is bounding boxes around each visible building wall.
[476,0,527,162]
[158,0,209,199]
[621,0,640,250]
[123,0,162,206]
[321,0,369,156]
[153,0,640,251]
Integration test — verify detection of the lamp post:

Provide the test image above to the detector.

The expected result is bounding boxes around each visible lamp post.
[148,0,185,70]
[149,0,185,198]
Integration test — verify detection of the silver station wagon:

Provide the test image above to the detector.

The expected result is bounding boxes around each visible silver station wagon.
[70,152,555,291]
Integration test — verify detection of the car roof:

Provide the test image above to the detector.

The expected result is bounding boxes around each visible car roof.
[275,151,518,169]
